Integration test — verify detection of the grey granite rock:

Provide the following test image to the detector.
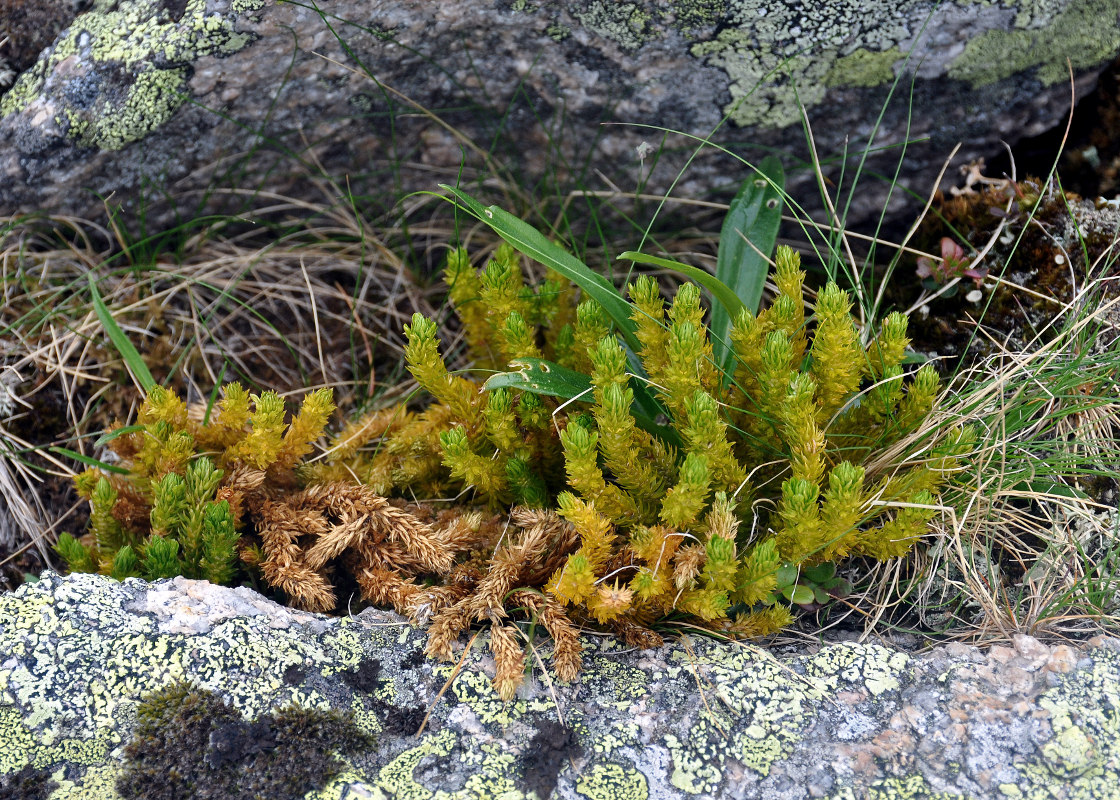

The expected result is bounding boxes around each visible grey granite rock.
[1,1,1118,234]
[1,571,1119,798]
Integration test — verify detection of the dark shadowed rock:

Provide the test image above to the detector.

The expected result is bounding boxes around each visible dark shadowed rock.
[1,1,1118,234]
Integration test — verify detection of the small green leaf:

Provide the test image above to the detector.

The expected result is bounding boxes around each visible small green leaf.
[775,563,798,587]
[782,584,815,605]
[483,358,593,400]
[712,157,784,374]
[484,358,680,447]
[88,274,156,393]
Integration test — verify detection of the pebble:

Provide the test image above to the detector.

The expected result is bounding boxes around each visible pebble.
[1045,645,1078,674]
[988,645,1017,664]
[1012,635,1050,669]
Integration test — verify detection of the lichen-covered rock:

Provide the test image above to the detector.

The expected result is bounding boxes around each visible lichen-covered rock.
[2,572,1119,799]
[1,1,1117,232]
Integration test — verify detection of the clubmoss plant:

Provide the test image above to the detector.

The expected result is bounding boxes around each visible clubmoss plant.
[55,383,336,584]
[55,216,975,700]
[299,228,973,690]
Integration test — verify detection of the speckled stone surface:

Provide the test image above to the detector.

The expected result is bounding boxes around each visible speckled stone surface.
[1,1,1118,232]
[1,572,1119,799]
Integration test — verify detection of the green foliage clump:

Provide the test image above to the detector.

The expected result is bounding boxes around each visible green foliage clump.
[347,242,972,645]
[56,235,972,697]
[55,384,335,584]
[117,681,374,800]
[309,243,574,508]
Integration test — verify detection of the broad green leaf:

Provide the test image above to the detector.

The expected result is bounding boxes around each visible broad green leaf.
[617,251,745,323]
[802,562,836,583]
[483,358,592,400]
[440,185,641,355]
[483,358,680,447]
[88,274,156,393]
[712,157,785,374]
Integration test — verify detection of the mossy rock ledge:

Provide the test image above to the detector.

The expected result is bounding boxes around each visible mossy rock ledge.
[2,1,1120,231]
[2,571,1119,799]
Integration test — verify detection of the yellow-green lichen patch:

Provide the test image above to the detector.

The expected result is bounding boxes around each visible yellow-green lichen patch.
[0,574,374,795]
[686,0,913,128]
[458,742,522,799]
[47,762,123,800]
[577,650,651,708]
[63,66,188,150]
[0,706,39,773]
[575,763,648,800]
[824,46,902,88]
[589,720,640,756]
[948,0,1120,87]
[830,773,963,799]
[1008,644,1120,798]
[376,728,457,800]
[0,0,264,148]
[801,642,910,696]
[572,2,657,51]
[671,0,729,30]
[661,641,827,790]
[306,772,386,800]
[443,664,554,726]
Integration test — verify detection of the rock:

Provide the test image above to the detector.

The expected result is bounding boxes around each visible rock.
[3,572,1120,798]
[2,1,1118,235]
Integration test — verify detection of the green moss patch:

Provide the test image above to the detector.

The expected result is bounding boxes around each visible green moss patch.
[117,681,376,800]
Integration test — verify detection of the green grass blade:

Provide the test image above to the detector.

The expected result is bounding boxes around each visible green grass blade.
[618,251,745,323]
[712,157,785,373]
[93,425,145,447]
[88,274,156,393]
[439,184,641,354]
[49,446,130,475]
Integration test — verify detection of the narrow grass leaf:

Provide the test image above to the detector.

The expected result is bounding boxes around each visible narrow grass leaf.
[712,157,785,373]
[50,446,129,475]
[88,274,156,393]
[440,185,641,354]
[618,251,745,322]
[94,425,145,447]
